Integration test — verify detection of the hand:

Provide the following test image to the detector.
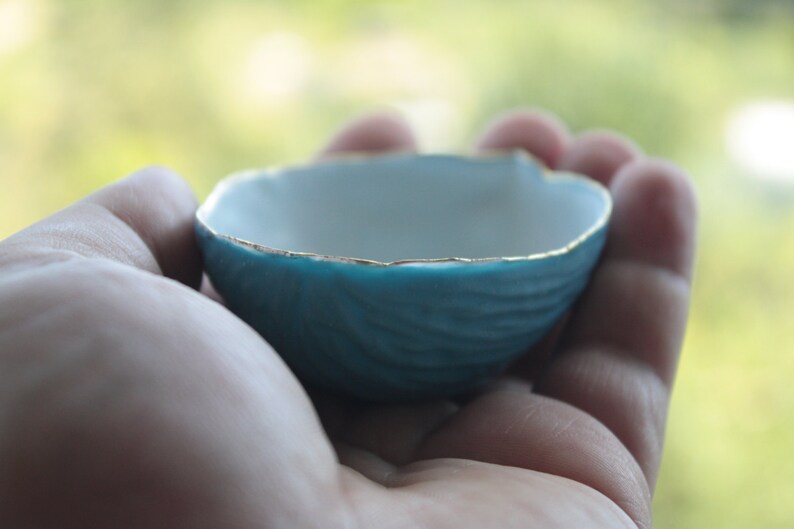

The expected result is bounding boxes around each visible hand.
[0,110,696,529]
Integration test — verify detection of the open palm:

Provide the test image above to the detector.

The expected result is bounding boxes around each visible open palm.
[0,110,696,529]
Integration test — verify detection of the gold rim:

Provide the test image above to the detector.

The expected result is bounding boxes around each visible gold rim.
[195,151,613,267]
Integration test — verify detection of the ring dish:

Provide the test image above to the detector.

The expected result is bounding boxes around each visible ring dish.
[196,152,612,401]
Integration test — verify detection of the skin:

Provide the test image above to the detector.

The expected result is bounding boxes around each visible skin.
[0,109,696,529]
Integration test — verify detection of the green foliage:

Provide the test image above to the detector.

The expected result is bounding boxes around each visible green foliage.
[1,1,793,526]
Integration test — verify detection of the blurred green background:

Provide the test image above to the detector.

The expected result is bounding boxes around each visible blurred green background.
[2,0,793,526]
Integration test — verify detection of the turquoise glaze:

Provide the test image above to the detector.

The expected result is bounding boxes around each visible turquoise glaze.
[196,153,611,401]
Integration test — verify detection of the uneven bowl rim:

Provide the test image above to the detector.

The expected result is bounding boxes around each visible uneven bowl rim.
[195,151,613,267]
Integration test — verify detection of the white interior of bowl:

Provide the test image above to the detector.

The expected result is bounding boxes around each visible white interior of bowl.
[198,153,610,264]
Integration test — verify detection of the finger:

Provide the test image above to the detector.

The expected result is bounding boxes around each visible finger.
[415,382,652,528]
[316,112,418,159]
[475,109,570,168]
[535,159,697,487]
[558,130,643,186]
[0,167,202,288]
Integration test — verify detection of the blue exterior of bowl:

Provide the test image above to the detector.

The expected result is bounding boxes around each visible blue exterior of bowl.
[196,160,609,401]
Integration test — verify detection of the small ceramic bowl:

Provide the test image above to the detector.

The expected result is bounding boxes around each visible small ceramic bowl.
[196,152,611,401]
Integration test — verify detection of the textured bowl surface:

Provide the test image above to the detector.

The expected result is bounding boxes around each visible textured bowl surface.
[196,153,611,401]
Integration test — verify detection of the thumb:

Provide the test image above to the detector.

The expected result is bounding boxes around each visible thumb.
[0,167,202,287]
